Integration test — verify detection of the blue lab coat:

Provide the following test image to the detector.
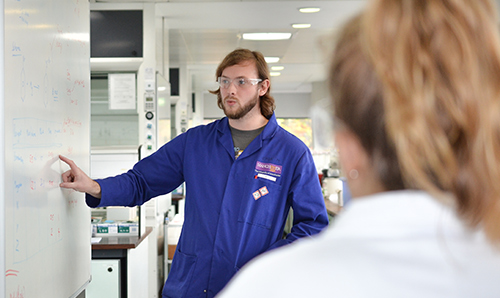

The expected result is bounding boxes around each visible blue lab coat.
[86,113,329,298]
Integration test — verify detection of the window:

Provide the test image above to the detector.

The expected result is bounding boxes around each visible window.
[277,118,313,148]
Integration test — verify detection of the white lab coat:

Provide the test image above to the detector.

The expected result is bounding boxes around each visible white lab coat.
[217,190,500,298]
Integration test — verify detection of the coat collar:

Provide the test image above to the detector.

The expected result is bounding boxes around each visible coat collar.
[216,113,278,139]
[217,113,279,159]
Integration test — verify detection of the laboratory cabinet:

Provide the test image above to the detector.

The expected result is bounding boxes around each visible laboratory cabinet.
[87,259,121,298]
[91,227,152,298]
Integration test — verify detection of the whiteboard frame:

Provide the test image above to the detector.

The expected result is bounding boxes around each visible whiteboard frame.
[0,1,5,297]
[69,279,91,298]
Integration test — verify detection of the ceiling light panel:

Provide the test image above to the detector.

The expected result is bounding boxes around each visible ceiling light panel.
[292,23,311,29]
[265,57,280,63]
[242,32,292,41]
[299,7,321,13]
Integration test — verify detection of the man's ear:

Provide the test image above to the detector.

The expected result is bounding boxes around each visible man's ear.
[259,79,270,96]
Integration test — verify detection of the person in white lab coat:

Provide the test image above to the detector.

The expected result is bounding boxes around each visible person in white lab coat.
[217,0,500,297]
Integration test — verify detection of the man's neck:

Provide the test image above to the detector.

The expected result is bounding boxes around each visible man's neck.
[228,114,269,131]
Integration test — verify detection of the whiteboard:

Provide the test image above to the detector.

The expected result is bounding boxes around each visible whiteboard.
[3,1,91,298]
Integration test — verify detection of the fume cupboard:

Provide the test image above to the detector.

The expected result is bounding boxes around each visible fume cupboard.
[88,66,172,298]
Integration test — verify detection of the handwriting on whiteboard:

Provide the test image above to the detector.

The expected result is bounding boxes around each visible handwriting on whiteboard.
[5,269,20,277]
[8,285,26,298]
[12,117,82,149]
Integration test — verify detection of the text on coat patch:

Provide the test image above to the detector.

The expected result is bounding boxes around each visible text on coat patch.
[255,161,282,177]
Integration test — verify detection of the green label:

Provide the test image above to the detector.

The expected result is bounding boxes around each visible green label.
[97,226,108,233]
[118,226,130,233]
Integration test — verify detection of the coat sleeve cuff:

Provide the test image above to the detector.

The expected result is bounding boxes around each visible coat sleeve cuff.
[85,193,102,208]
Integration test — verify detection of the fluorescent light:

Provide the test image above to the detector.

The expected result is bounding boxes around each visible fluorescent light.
[157,86,167,91]
[265,57,280,63]
[271,66,284,71]
[270,72,281,77]
[299,7,321,13]
[242,32,292,41]
[292,23,311,29]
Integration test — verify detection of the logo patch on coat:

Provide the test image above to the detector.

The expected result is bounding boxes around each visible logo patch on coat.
[255,161,282,178]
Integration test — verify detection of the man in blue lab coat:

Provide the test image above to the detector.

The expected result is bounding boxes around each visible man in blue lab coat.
[60,48,328,298]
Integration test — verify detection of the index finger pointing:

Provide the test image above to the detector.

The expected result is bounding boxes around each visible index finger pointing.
[59,155,75,169]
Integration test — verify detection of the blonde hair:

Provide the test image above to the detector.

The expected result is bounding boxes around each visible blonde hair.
[330,0,500,242]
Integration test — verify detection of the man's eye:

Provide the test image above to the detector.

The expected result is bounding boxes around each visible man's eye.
[237,79,246,86]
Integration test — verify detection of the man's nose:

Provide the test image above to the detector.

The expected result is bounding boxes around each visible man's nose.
[227,81,238,94]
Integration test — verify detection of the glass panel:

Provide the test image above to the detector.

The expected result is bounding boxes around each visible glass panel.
[157,73,171,146]
[90,74,139,147]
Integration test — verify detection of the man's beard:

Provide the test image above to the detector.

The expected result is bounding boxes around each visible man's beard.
[223,93,259,120]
